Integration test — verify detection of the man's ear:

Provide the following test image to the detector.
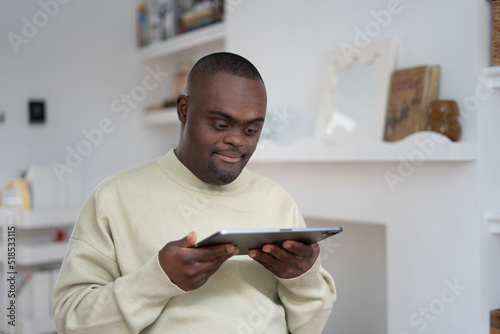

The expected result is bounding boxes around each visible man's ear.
[176,95,187,124]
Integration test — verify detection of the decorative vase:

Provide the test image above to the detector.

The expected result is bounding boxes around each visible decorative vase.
[427,100,461,142]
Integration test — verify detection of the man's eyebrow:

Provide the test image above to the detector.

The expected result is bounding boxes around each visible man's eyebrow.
[207,110,234,121]
[207,110,264,124]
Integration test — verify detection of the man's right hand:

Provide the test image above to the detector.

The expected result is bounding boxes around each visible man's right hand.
[158,232,238,291]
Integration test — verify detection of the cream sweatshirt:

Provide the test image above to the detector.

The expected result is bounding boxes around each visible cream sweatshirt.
[51,149,336,333]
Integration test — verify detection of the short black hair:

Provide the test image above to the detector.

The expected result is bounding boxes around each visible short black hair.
[184,52,264,95]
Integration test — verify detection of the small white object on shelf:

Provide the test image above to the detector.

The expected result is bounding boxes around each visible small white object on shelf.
[483,66,500,89]
[485,211,500,234]
[26,164,81,210]
[250,131,476,163]
[143,107,179,126]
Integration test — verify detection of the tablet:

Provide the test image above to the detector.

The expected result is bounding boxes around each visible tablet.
[192,227,342,255]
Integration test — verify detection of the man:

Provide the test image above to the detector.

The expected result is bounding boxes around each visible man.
[52,52,336,333]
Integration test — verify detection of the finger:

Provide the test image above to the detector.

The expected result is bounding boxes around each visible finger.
[175,231,197,248]
[281,240,318,258]
[190,244,238,262]
[185,231,197,247]
[249,249,291,276]
[251,247,291,268]
[187,252,235,283]
[249,249,280,267]
[250,245,318,279]
[262,244,297,263]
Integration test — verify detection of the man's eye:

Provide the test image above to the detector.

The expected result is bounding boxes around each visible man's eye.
[244,128,258,135]
[214,121,228,129]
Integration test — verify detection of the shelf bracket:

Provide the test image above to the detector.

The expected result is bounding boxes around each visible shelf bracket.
[485,211,500,234]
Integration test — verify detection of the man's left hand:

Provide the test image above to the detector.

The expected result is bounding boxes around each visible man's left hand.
[248,241,320,279]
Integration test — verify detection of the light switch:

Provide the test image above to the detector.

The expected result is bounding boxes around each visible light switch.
[29,100,45,124]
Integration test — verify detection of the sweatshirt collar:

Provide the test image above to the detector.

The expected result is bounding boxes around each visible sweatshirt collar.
[156,149,251,196]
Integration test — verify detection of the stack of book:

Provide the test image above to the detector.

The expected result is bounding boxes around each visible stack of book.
[181,1,223,33]
[137,0,224,48]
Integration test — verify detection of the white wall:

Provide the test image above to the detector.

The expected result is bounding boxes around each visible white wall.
[1,1,498,333]
[248,161,479,333]
[477,1,500,333]
[309,217,387,334]
[0,0,178,198]
[227,0,495,333]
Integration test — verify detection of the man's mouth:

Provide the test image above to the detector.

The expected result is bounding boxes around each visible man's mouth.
[214,151,243,163]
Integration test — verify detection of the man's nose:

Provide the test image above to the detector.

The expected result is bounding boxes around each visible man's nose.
[223,127,243,147]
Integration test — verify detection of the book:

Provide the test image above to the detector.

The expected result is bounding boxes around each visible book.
[157,0,179,40]
[18,270,51,319]
[180,0,223,32]
[382,65,440,142]
[136,2,151,47]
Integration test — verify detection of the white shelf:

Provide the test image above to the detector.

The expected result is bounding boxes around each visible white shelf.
[484,66,500,89]
[3,207,80,229]
[143,107,179,126]
[138,22,226,61]
[138,22,226,126]
[485,211,500,234]
[0,241,69,266]
[0,209,74,333]
[16,241,69,266]
[250,131,477,163]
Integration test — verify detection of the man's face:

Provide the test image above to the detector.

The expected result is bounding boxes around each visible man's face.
[176,72,267,185]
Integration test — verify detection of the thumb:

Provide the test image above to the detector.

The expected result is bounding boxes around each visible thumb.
[176,231,197,248]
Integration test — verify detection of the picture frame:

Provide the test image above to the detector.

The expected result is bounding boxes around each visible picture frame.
[314,38,397,145]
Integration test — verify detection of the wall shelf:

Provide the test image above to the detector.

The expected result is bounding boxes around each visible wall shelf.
[139,22,226,126]
[9,207,80,229]
[484,66,500,89]
[250,131,477,163]
[0,208,77,333]
[0,241,69,266]
[138,22,226,61]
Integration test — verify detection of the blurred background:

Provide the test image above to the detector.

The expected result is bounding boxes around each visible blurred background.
[1,1,499,333]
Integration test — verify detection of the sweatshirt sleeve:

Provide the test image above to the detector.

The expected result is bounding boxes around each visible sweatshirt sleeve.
[277,203,337,334]
[51,191,186,334]
[277,258,336,334]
